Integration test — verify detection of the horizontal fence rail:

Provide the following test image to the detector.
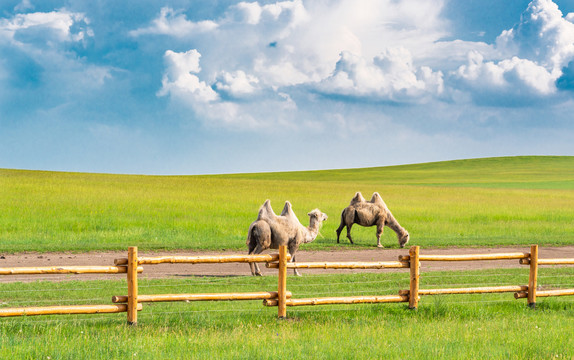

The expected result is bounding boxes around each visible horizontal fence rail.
[266,261,409,269]
[121,247,294,325]
[0,304,143,317]
[0,262,146,318]
[537,258,574,265]
[399,253,530,262]
[264,294,410,307]
[515,289,574,298]
[400,285,528,296]
[114,254,291,266]
[112,291,292,303]
[0,266,143,275]
[1,244,573,323]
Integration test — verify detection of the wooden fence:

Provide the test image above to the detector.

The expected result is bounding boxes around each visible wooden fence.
[1,245,573,323]
[0,263,144,317]
[111,247,293,324]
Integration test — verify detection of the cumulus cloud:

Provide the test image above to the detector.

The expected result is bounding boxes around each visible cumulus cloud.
[157,49,218,102]
[453,52,557,105]
[140,0,574,127]
[0,9,92,45]
[451,0,574,105]
[129,7,217,38]
[227,0,309,29]
[136,0,451,128]
[157,48,295,129]
[0,8,110,108]
[316,48,444,102]
[496,0,574,74]
[214,70,259,98]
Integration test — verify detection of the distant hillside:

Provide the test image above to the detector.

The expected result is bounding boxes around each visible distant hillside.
[223,156,574,189]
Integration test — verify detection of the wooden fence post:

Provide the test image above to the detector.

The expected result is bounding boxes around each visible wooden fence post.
[409,246,420,309]
[277,245,288,318]
[127,246,139,325]
[528,245,538,309]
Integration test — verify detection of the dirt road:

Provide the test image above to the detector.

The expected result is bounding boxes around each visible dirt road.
[2,246,573,283]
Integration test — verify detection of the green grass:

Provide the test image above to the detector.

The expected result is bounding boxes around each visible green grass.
[1,269,573,359]
[2,156,573,358]
[1,156,573,252]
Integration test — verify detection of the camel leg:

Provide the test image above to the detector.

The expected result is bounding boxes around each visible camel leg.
[249,244,265,276]
[346,223,354,244]
[291,254,301,276]
[247,241,257,275]
[288,246,301,277]
[336,221,345,243]
[376,224,384,248]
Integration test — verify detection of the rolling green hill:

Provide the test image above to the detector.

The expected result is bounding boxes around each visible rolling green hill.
[1,156,573,252]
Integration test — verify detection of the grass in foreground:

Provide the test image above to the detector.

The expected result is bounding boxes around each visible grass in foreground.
[1,156,573,252]
[1,269,573,359]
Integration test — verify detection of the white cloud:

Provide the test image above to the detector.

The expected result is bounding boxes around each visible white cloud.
[253,56,311,86]
[227,1,309,30]
[316,48,444,102]
[0,9,92,45]
[0,8,110,94]
[214,70,259,97]
[453,52,557,104]
[496,0,574,74]
[158,49,218,102]
[420,40,497,71]
[451,0,574,105]
[129,7,217,38]
[140,0,449,88]
[157,48,300,129]
[144,0,574,128]
[143,0,451,127]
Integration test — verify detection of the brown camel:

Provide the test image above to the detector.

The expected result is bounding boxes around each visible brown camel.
[336,192,409,248]
[247,200,328,276]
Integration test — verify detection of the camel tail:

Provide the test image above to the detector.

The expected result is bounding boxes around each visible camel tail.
[337,209,347,228]
[336,209,346,237]
[246,222,255,247]
[353,209,361,224]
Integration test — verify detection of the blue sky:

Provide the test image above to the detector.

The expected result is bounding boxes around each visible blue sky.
[1,0,573,174]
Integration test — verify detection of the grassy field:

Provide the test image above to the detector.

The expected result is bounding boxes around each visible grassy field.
[1,156,573,253]
[1,156,573,358]
[1,268,573,359]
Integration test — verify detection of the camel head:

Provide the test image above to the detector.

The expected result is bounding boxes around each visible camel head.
[308,209,328,224]
[303,209,328,244]
[398,231,410,248]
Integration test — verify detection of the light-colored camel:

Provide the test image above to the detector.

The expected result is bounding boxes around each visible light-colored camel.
[247,200,328,276]
[336,192,409,248]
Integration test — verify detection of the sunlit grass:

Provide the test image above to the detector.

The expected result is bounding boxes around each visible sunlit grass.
[1,269,573,359]
[1,156,573,252]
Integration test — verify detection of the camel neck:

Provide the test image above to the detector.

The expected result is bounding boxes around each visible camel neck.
[304,219,322,243]
[386,211,407,237]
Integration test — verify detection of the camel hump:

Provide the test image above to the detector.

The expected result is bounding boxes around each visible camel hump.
[257,199,276,220]
[370,192,387,207]
[281,201,301,225]
[280,201,293,216]
[350,192,366,205]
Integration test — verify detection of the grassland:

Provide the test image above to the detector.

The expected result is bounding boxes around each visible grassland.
[1,156,573,252]
[1,157,574,359]
[1,268,573,359]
